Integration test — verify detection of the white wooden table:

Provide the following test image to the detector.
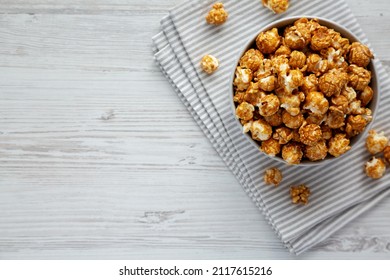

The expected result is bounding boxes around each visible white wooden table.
[0,0,390,259]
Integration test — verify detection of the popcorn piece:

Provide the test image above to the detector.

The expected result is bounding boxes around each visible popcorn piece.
[255,59,274,80]
[282,110,304,129]
[303,91,329,115]
[261,139,281,157]
[325,106,345,129]
[250,119,273,141]
[330,31,351,57]
[341,86,357,103]
[383,146,390,164]
[348,100,370,115]
[365,130,389,155]
[319,69,349,97]
[293,18,312,42]
[306,53,328,76]
[263,167,283,186]
[290,185,311,205]
[278,69,304,94]
[305,139,328,161]
[365,157,386,179]
[256,28,281,54]
[259,94,280,117]
[234,67,253,91]
[264,109,283,127]
[273,127,293,145]
[279,93,304,116]
[244,82,265,106]
[240,49,264,72]
[299,122,322,146]
[258,75,277,92]
[206,2,228,25]
[331,95,349,113]
[282,142,303,164]
[321,125,333,140]
[275,45,291,56]
[301,74,319,93]
[348,42,374,68]
[359,86,374,107]
[236,102,254,121]
[284,26,308,50]
[242,120,253,134]
[328,133,351,157]
[262,0,289,14]
[233,91,245,104]
[348,64,371,91]
[289,50,307,69]
[311,26,332,51]
[271,55,290,74]
[322,47,348,71]
[345,115,371,138]
[291,129,301,142]
[306,113,326,125]
[200,54,219,74]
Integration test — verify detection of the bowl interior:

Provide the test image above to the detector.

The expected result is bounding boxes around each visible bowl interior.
[230,16,379,166]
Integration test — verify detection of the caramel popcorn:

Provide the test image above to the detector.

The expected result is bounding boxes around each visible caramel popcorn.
[256,28,281,54]
[325,106,345,129]
[250,119,273,141]
[365,157,386,179]
[200,54,219,74]
[331,31,351,56]
[271,55,290,74]
[278,69,304,94]
[282,142,303,165]
[240,49,264,72]
[348,64,371,91]
[303,91,329,115]
[275,45,291,56]
[348,42,374,68]
[244,82,265,105]
[345,114,371,138]
[234,67,253,91]
[299,123,322,146]
[259,94,280,117]
[319,69,349,97]
[305,139,328,161]
[262,0,289,14]
[264,167,283,186]
[331,95,349,113]
[328,133,351,157]
[301,74,319,93]
[341,86,357,103]
[289,51,307,69]
[206,2,228,25]
[311,26,332,51]
[258,75,277,92]
[273,127,293,145]
[366,130,389,155]
[383,146,390,164]
[321,125,333,140]
[279,93,304,116]
[359,86,374,107]
[236,102,254,121]
[306,53,328,76]
[282,110,304,129]
[284,26,308,50]
[290,185,311,205]
[264,109,283,127]
[255,59,274,80]
[306,113,325,125]
[261,139,281,157]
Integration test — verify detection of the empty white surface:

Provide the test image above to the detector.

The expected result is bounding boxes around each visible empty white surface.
[0,0,389,259]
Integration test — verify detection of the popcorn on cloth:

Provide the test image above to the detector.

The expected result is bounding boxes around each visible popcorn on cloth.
[290,185,311,205]
[264,167,283,186]
[262,0,289,14]
[206,2,228,25]
[365,157,386,179]
[365,130,389,155]
[200,54,219,74]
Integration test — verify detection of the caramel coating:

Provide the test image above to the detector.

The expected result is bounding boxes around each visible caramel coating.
[383,146,390,164]
[273,127,293,145]
[345,115,371,138]
[200,54,219,74]
[348,42,374,68]
[236,102,254,121]
[282,142,303,165]
[366,130,389,155]
[321,47,347,70]
[279,93,304,116]
[271,55,290,74]
[264,110,283,127]
[311,26,332,51]
[331,95,349,113]
[275,45,292,56]
[234,67,253,91]
[305,139,328,161]
[244,82,265,106]
[261,139,281,157]
[299,123,323,146]
[263,167,283,186]
[330,31,351,56]
[290,185,311,205]
[256,28,281,54]
[259,94,280,117]
[326,106,345,129]
[359,86,374,107]
[262,0,289,14]
[301,74,319,93]
[303,91,329,115]
[306,113,325,125]
[348,64,371,91]
[205,2,228,25]
[289,51,307,69]
[282,110,304,129]
[278,69,304,94]
[365,157,386,179]
[341,86,357,103]
[250,119,273,141]
[321,125,333,140]
[240,49,264,72]
[328,134,351,157]
[306,53,328,76]
[258,75,277,92]
[284,26,308,50]
[319,69,349,97]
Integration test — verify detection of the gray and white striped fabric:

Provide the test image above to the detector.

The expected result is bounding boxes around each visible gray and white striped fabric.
[152,0,390,255]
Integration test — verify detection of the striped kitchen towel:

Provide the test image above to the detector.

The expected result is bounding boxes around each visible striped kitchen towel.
[152,0,390,255]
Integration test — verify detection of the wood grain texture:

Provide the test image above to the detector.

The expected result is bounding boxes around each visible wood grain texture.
[0,0,389,259]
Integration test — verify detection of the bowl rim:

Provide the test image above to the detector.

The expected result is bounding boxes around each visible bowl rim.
[229,16,380,167]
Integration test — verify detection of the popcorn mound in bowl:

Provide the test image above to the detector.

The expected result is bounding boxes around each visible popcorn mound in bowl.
[233,18,375,165]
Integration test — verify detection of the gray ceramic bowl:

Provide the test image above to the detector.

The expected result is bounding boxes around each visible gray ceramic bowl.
[230,16,379,166]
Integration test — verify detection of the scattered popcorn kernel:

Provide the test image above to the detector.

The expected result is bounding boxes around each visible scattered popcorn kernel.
[299,123,323,146]
[289,51,307,69]
[306,53,328,76]
[206,2,228,25]
[262,0,289,14]
[359,86,374,107]
[250,119,273,141]
[319,69,349,97]
[234,67,253,91]
[348,64,371,91]
[259,94,280,117]
[256,28,281,54]
[383,146,390,164]
[305,139,328,161]
[240,49,264,72]
[264,167,283,186]
[348,42,374,68]
[365,157,386,179]
[345,115,371,138]
[290,185,311,205]
[200,54,219,74]
[282,142,303,164]
[328,134,351,157]
[301,74,319,93]
[264,109,283,127]
[273,127,293,145]
[311,26,332,51]
[261,139,281,157]
[284,26,308,50]
[258,75,277,92]
[366,130,389,155]
[275,45,292,56]
[236,102,254,121]
[325,106,345,129]
[282,110,304,129]
[303,91,329,115]
[321,125,333,140]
